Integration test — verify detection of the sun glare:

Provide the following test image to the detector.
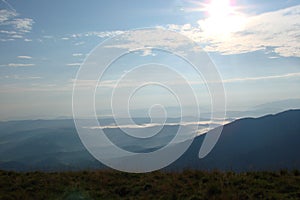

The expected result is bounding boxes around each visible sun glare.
[206,0,233,18]
[199,0,246,38]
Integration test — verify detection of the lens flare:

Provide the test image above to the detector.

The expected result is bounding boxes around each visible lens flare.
[199,0,246,38]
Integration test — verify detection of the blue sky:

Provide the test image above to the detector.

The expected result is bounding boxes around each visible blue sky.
[0,0,300,120]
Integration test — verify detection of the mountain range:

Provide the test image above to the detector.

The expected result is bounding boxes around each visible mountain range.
[0,109,299,172]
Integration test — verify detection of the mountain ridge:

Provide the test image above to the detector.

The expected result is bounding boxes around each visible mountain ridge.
[168,109,300,171]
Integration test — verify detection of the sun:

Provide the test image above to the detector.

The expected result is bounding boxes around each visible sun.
[206,0,233,18]
[199,0,246,38]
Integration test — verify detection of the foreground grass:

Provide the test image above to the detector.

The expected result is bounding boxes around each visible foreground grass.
[0,169,300,200]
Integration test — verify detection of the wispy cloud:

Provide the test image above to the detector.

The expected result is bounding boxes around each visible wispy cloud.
[0,8,34,41]
[17,55,32,59]
[5,63,35,67]
[0,30,15,34]
[35,30,124,45]
[223,72,300,83]
[70,71,300,90]
[10,34,22,38]
[10,18,33,33]
[1,75,41,80]
[0,9,16,22]
[0,83,70,93]
[72,53,83,57]
[66,63,81,67]
[74,41,85,46]
[70,30,124,39]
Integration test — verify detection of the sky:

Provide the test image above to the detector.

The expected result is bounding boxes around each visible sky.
[0,0,299,120]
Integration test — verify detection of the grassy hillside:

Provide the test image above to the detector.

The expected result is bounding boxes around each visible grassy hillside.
[1,170,300,199]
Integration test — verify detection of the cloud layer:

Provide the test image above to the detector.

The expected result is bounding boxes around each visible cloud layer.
[169,5,300,58]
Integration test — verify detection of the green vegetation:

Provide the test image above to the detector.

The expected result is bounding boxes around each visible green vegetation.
[1,169,300,199]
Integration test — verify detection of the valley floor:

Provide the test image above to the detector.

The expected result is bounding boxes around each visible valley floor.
[0,170,300,200]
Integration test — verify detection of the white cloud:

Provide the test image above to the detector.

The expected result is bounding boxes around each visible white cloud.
[2,75,41,80]
[140,49,156,57]
[0,9,16,23]
[0,30,16,34]
[101,29,202,56]
[74,41,85,46]
[41,30,124,45]
[17,55,32,59]
[10,34,22,38]
[0,9,34,40]
[70,30,124,39]
[223,72,300,83]
[0,38,13,41]
[66,63,81,67]
[6,63,35,67]
[10,18,33,32]
[56,30,126,46]
[72,53,83,57]
[168,5,300,57]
